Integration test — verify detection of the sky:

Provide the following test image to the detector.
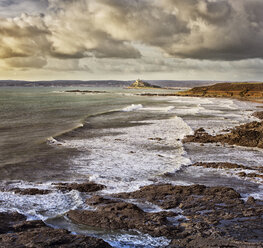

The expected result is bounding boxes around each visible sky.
[0,0,263,81]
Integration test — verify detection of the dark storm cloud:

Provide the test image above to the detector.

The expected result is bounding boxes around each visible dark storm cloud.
[0,0,263,70]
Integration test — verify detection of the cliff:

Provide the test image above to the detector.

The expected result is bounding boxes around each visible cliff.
[176,82,263,101]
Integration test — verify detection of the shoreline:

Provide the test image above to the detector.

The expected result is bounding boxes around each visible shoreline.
[1,89,263,247]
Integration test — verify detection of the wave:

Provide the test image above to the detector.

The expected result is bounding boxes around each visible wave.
[140,106,175,113]
[46,137,64,146]
[122,104,143,112]
[61,115,193,194]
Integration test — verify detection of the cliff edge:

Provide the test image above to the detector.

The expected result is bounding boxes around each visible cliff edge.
[176,82,263,102]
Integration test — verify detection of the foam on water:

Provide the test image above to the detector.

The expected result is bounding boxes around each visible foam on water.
[47,137,65,146]
[0,181,87,220]
[122,104,143,112]
[0,190,85,220]
[139,106,175,112]
[107,232,170,248]
[62,116,193,193]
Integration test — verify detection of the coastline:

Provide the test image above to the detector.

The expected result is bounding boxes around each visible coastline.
[1,87,263,247]
[175,82,263,103]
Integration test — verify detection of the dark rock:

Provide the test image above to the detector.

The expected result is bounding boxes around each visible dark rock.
[0,226,111,248]
[114,184,263,244]
[0,212,26,234]
[247,196,256,205]
[54,182,105,192]
[115,184,241,209]
[65,90,108,94]
[86,195,118,206]
[0,212,112,248]
[11,188,51,195]
[149,137,163,141]
[183,121,263,149]
[67,201,178,237]
[192,162,252,171]
[253,111,263,120]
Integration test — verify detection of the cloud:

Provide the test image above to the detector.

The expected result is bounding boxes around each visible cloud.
[5,56,47,69]
[0,0,48,17]
[0,0,263,72]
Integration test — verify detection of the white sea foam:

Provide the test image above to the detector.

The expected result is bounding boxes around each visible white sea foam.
[0,189,85,220]
[122,104,143,112]
[47,137,64,146]
[107,232,170,248]
[139,106,175,112]
[62,116,193,193]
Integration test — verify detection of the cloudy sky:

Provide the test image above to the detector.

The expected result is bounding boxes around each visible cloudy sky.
[0,0,263,81]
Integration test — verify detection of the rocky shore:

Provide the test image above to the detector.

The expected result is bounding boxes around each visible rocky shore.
[183,120,263,149]
[66,184,263,247]
[1,167,263,247]
[2,84,263,247]
[0,212,112,248]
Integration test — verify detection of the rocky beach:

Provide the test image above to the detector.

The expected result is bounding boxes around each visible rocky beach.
[1,84,263,247]
[1,0,263,246]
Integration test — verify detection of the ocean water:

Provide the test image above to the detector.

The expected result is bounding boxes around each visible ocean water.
[0,86,262,247]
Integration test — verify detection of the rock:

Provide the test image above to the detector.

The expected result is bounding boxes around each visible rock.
[113,184,263,245]
[54,182,105,192]
[183,121,263,149]
[0,212,112,248]
[65,90,108,94]
[237,172,263,180]
[11,188,51,195]
[127,79,161,89]
[247,196,256,205]
[149,137,163,141]
[0,212,26,234]
[115,184,241,209]
[192,162,252,170]
[68,201,178,237]
[252,111,263,120]
[86,195,118,206]
[237,172,247,177]
[169,232,262,248]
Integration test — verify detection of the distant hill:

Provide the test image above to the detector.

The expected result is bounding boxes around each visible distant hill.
[0,80,131,87]
[0,80,259,88]
[176,82,263,101]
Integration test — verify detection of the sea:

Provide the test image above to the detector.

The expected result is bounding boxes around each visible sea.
[0,86,263,247]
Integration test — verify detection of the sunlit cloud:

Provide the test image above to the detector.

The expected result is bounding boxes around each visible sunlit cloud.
[0,0,263,80]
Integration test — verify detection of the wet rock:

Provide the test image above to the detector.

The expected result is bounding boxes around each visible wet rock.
[54,182,105,192]
[114,184,263,244]
[247,196,256,205]
[183,128,219,144]
[237,172,263,180]
[183,121,263,149]
[253,111,263,120]
[0,212,26,234]
[0,212,112,248]
[115,184,241,209]
[149,137,163,141]
[67,201,178,237]
[86,195,118,206]
[11,188,51,195]
[169,232,262,248]
[192,162,252,170]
